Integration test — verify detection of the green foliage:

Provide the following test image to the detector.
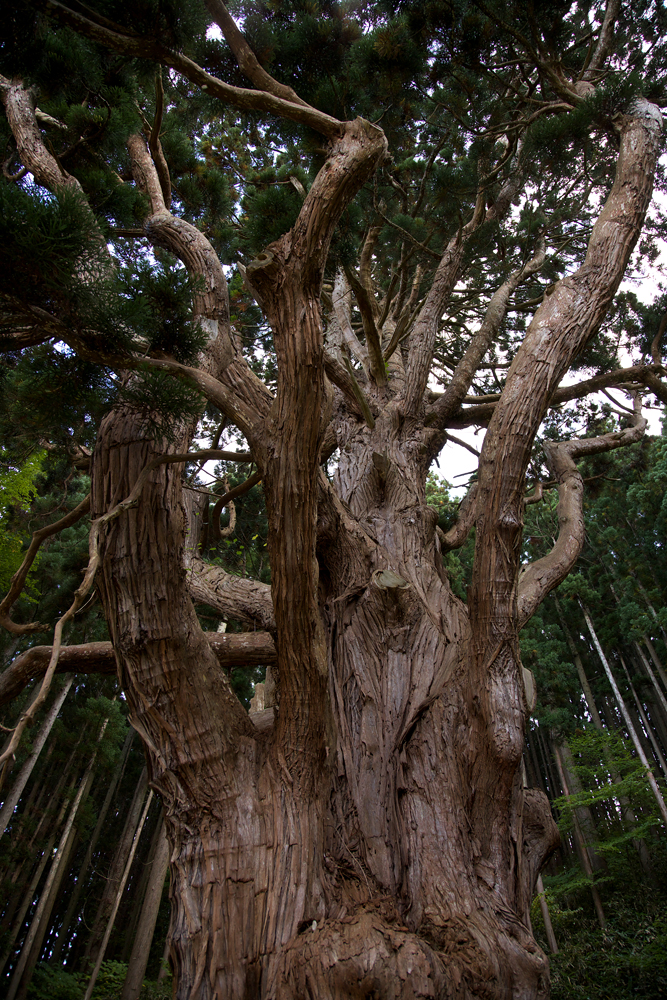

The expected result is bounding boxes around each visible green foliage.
[535,897,667,1000]
[554,729,661,850]
[0,450,45,596]
[27,959,173,1000]
[530,726,667,999]
[27,964,84,1000]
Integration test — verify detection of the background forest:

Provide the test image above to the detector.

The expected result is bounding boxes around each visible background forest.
[1,0,667,997]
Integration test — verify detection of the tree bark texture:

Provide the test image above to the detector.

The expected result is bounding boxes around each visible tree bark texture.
[80,94,662,1000]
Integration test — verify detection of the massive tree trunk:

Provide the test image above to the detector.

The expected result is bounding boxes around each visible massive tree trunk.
[81,89,662,998]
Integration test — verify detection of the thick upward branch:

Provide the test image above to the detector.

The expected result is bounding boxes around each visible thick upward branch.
[402,164,522,414]
[470,98,661,641]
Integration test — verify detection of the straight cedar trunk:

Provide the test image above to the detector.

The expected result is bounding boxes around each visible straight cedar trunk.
[0,677,73,839]
[120,814,170,1000]
[9,715,111,1000]
[556,602,653,874]
[0,769,79,979]
[83,766,150,971]
[49,728,136,966]
[84,94,662,1000]
[121,802,164,963]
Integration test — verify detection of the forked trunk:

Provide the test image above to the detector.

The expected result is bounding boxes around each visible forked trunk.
[88,99,660,1000]
[90,404,557,999]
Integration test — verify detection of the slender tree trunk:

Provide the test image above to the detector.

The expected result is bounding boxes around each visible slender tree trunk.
[7,727,105,1000]
[15,811,84,999]
[620,654,667,778]
[629,649,667,755]
[121,803,163,963]
[626,699,666,783]
[0,677,73,838]
[83,790,154,1000]
[0,764,51,925]
[634,641,667,722]
[630,574,667,656]
[643,636,667,693]
[556,599,604,728]
[582,605,667,825]
[535,875,558,955]
[552,742,606,928]
[83,766,149,970]
[0,759,77,974]
[557,602,653,872]
[121,813,170,1000]
[49,727,135,966]
[557,741,608,874]
[0,830,59,979]
[157,932,171,983]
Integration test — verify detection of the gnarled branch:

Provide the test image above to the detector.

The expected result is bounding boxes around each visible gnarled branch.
[35,0,344,139]
[0,631,277,706]
[517,397,647,626]
[187,556,275,632]
[470,98,661,642]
